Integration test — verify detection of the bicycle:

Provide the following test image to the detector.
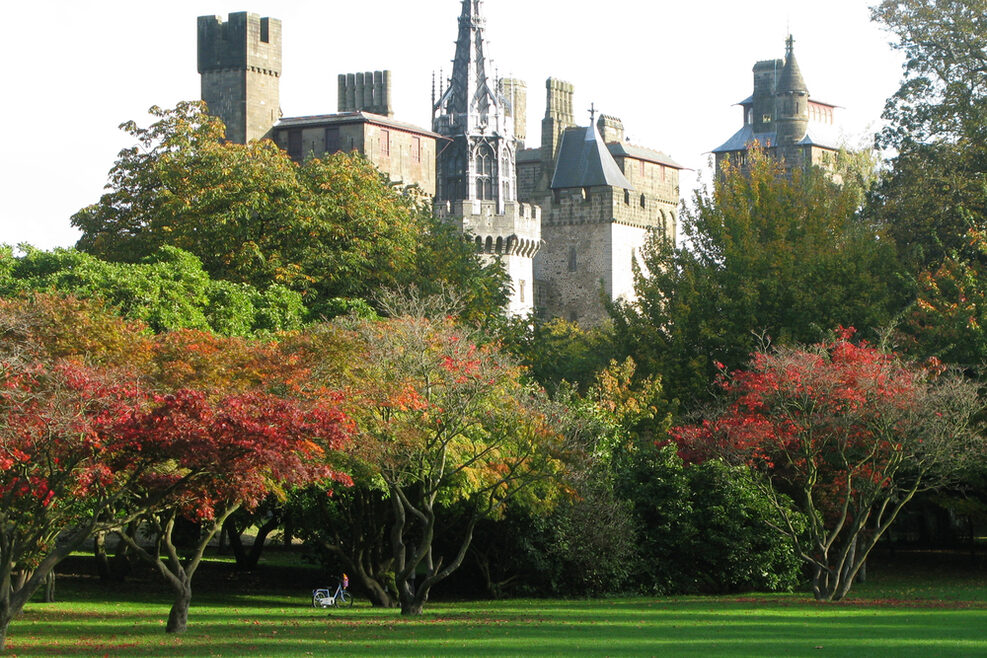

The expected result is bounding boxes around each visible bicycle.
[312,576,353,608]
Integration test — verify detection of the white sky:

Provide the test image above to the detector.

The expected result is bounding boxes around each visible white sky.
[0,0,904,250]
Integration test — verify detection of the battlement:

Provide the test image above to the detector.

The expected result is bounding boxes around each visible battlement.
[439,200,542,248]
[597,114,624,144]
[197,12,282,75]
[338,71,393,117]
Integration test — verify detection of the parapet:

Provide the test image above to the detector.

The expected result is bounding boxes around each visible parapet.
[338,71,393,117]
[597,114,624,143]
[197,12,282,75]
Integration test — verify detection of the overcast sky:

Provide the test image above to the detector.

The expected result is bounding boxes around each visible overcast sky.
[0,0,904,250]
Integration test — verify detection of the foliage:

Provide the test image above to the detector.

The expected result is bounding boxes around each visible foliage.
[904,228,987,365]
[612,149,901,406]
[616,444,803,595]
[872,0,987,149]
[0,245,304,336]
[672,330,985,601]
[498,317,618,394]
[72,102,506,321]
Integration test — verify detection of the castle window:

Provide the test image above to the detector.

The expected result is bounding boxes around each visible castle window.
[519,280,526,303]
[325,127,340,154]
[475,144,496,201]
[762,114,772,124]
[638,160,645,176]
[412,136,422,163]
[639,194,646,209]
[288,129,303,160]
[624,189,630,205]
[379,129,391,157]
[568,246,578,272]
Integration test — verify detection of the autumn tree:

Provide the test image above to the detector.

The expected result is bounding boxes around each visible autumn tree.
[312,293,564,614]
[672,330,984,601]
[0,297,156,650]
[111,390,351,634]
[613,150,900,406]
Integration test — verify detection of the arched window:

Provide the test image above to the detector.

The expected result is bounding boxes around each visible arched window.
[475,144,496,201]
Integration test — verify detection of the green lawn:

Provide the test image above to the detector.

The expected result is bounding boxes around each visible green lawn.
[5,553,987,656]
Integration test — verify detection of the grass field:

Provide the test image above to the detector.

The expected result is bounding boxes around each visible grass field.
[4,552,987,656]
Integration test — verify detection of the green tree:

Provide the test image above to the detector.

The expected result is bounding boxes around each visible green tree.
[613,150,900,406]
[868,1,987,274]
[1,245,303,336]
[72,102,506,320]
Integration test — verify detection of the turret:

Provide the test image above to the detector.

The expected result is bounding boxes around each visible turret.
[197,12,282,144]
[774,36,810,145]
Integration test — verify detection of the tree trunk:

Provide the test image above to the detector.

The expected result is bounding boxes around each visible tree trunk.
[400,598,426,616]
[166,583,192,634]
[43,572,55,604]
[94,532,112,581]
[0,600,12,652]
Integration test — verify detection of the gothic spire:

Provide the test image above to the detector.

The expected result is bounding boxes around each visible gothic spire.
[435,0,500,125]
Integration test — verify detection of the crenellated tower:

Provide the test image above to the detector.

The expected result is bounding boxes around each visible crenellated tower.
[433,0,541,317]
[197,12,282,144]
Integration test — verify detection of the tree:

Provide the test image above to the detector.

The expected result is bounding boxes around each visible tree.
[672,330,984,601]
[0,296,158,651]
[613,150,900,406]
[1,245,304,336]
[72,102,506,320]
[111,390,351,634]
[868,1,987,274]
[904,228,987,365]
[872,0,987,149]
[326,293,564,614]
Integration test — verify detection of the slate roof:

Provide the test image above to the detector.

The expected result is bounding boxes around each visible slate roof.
[276,111,441,138]
[711,124,840,154]
[550,124,633,190]
[607,142,685,169]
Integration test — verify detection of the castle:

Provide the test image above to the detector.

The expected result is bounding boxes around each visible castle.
[713,37,841,176]
[196,3,683,323]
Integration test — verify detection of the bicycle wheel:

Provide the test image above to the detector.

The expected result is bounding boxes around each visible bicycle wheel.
[338,591,354,607]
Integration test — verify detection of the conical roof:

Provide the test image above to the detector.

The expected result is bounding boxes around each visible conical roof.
[777,35,808,94]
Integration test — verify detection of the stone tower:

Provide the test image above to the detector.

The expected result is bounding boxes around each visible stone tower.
[499,78,527,148]
[541,79,575,188]
[197,12,282,144]
[433,0,541,317]
[713,35,839,176]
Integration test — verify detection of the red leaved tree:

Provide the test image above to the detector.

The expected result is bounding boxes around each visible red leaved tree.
[672,329,984,601]
[111,389,352,634]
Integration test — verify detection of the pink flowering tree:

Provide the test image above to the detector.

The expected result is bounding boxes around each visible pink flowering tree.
[672,330,984,601]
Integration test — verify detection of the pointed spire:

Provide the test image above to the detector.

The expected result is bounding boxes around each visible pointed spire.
[778,34,808,94]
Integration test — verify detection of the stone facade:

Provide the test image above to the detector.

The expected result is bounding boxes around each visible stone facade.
[517,80,682,324]
[713,36,840,176]
[272,113,437,197]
